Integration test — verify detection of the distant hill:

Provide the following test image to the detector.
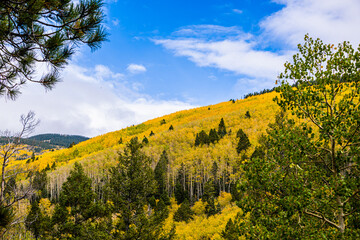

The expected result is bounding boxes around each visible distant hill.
[28,134,89,148]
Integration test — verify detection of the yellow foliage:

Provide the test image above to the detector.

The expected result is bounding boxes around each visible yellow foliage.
[191,199,206,215]
[217,192,232,208]
[39,198,53,216]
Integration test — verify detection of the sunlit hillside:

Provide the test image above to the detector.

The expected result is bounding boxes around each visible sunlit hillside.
[19,91,279,196]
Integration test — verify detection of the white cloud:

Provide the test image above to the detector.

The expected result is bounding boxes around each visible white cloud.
[112,18,120,26]
[154,36,288,81]
[154,0,360,95]
[126,64,147,74]
[261,0,360,46]
[233,9,243,14]
[0,64,194,137]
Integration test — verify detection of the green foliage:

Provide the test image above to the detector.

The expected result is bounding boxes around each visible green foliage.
[235,35,360,238]
[217,118,227,138]
[236,129,250,154]
[209,128,220,144]
[155,150,169,198]
[221,218,238,240]
[26,200,48,239]
[0,204,14,232]
[0,0,107,99]
[169,125,174,131]
[29,134,89,148]
[108,137,170,239]
[150,130,155,137]
[142,136,149,144]
[245,111,251,118]
[50,162,109,239]
[174,164,189,204]
[32,170,48,200]
[194,130,210,147]
[160,119,166,125]
[173,199,194,223]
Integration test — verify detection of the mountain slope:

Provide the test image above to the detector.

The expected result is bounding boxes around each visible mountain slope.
[28,133,89,148]
[22,91,279,186]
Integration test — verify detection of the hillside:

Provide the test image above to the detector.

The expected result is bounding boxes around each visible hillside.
[24,91,278,172]
[12,91,279,239]
[28,133,89,148]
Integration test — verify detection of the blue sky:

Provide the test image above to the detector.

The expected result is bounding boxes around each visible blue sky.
[1,0,360,137]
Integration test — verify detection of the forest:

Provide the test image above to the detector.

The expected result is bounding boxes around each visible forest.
[1,0,360,239]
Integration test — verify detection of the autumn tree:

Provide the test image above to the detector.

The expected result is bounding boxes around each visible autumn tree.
[0,0,107,99]
[0,111,39,236]
[235,35,360,238]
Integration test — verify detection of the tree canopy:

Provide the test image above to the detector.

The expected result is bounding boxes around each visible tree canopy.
[234,35,360,238]
[0,0,107,99]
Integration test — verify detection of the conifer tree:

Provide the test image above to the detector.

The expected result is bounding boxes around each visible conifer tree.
[173,199,194,223]
[198,130,210,145]
[236,129,251,154]
[174,163,189,204]
[51,162,109,239]
[0,0,107,99]
[142,136,149,144]
[108,137,170,239]
[218,118,227,138]
[154,150,169,199]
[194,133,200,147]
[209,128,220,144]
[169,125,174,131]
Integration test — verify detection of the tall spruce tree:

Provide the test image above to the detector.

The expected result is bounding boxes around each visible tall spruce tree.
[108,137,170,239]
[154,150,169,200]
[218,118,227,138]
[50,162,109,239]
[236,129,251,154]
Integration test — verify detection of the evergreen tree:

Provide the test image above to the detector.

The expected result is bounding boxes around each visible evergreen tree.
[142,136,149,144]
[108,137,169,239]
[51,162,109,239]
[198,130,210,145]
[174,163,189,204]
[31,170,48,200]
[245,111,251,118]
[173,199,194,222]
[236,129,251,154]
[154,150,169,198]
[0,0,107,99]
[160,119,166,125]
[209,128,220,144]
[205,198,221,217]
[194,133,200,147]
[149,131,155,136]
[169,125,174,131]
[218,118,227,138]
[221,218,239,240]
[26,200,48,239]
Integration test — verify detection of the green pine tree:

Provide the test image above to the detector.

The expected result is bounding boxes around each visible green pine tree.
[218,118,227,138]
[0,0,107,99]
[236,129,251,154]
[108,137,169,239]
[173,199,194,222]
